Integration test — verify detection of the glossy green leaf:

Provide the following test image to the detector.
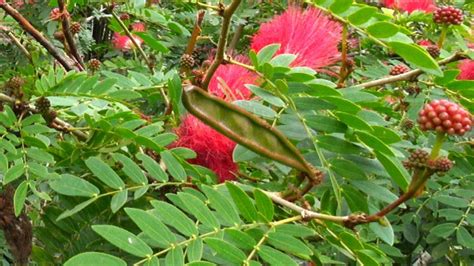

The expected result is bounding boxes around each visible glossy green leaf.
[92,225,152,257]
[257,44,280,65]
[316,135,366,155]
[4,162,25,185]
[356,131,395,156]
[64,252,127,266]
[150,200,198,237]
[389,42,442,76]
[135,32,169,53]
[433,195,469,208]
[57,198,97,220]
[160,150,186,181]
[187,238,203,262]
[125,208,176,246]
[375,152,410,191]
[165,246,184,266]
[430,223,456,238]
[113,153,147,184]
[330,159,367,180]
[201,185,241,225]
[224,229,256,250]
[204,238,246,264]
[226,182,258,222]
[110,190,127,213]
[367,22,399,38]
[456,226,474,249]
[258,245,298,266]
[50,174,100,197]
[26,148,55,163]
[254,189,274,221]
[246,85,285,107]
[329,0,353,14]
[348,7,377,25]
[334,112,373,132]
[269,54,296,67]
[274,224,316,238]
[14,181,28,217]
[168,73,182,118]
[136,153,168,182]
[177,192,220,229]
[85,157,125,189]
[304,114,347,133]
[267,232,313,257]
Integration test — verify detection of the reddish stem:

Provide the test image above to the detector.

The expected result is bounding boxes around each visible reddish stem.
[58,0,85,70]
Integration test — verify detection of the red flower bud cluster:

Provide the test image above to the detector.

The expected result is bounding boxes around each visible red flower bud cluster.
[433,6,463,25]
[418,100,472,135]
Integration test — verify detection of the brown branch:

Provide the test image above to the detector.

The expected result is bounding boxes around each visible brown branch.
[356,52,466,88]
[0,2,77,71]
[185,10,205,55]
[202,0,243,89]
[58,0,85,70]
[0,92,88,141]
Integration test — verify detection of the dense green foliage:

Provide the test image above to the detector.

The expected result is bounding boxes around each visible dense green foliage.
[0,0,473,265]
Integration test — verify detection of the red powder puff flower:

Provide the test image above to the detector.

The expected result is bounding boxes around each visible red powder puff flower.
[384,0,436,13]
[457,60,474,80]
[112,33,143,51]
[383,0,396,8]
[208,56,258,101]
[173,115,238,183]
[250,6,342,69]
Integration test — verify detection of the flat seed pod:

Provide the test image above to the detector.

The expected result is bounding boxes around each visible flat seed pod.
[182,85,321,183]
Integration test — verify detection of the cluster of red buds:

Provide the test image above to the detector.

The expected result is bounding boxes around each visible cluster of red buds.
[418,100,472,135]
[433,6,463,25]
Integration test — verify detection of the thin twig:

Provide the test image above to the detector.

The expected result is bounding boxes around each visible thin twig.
[58,0,85,70]
[356,52,466,88]
[263,191,348,223]
[0,2,77,71]
[202,0,243,89]
[111,11,153,73]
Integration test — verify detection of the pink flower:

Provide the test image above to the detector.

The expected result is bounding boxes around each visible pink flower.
[208,56,258,101]
[112,33,143,51]
[383,0,396,7]
[173,55,258,182]
[173,115,238,183]
[250,6,342,69]
[384,0,436,14]
[457,60,474,80]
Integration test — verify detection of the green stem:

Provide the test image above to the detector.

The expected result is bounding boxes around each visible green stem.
[430,133,446,160]
[437,25,448,48]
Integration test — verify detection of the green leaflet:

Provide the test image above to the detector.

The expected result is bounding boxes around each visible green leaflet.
[181,85,320,182]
